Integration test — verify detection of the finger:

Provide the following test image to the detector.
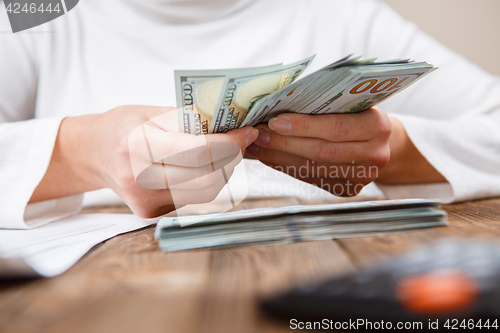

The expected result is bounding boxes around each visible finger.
[166,155,239,190]
[132,124,256,167]
[167,152,241,188]
[135,153,240,189]
[128,123,209,171]
[122,178,230,216]
[174,166,236,191]
[154,126,257,165]
[267,107,391,142]
[205,126,259,151]
[161,126,256,166]
[169,179,229,205]
[146,107,181,133]
[119,189,176,218]
[254,124,384,165]
[138,124,211,166]
[131,204,178,219]
[160,141,242,169]
[250,147,376,183]
[246,145,342,179]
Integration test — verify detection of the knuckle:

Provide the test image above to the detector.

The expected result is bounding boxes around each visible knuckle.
[130,207,148,218]
[377,115,392,138]
[126,193,148,208]
[331,117,349,141]
[296,117,312,134]
[127,125,149,159]
[369,146,391,168]
[115,170,137,190]
[273,135,289,151]
[125,139,145,166]
[298,159,311,173]
[316,142,338,163]
[291,160,311,178]
[122,132,133,155]
[132,206,160,219]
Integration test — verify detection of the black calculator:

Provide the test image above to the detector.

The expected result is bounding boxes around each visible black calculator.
[261,239,500,328]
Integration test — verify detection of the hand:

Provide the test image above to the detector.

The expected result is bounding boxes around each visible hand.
[30,106,259,218]
[246,107,447,196]
[245,108,392,197]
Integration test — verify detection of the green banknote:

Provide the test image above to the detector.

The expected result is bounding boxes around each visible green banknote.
[174,55,436,133]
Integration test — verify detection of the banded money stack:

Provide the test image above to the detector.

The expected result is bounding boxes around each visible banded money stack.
[175,55,436,135]
[156,199,447,252]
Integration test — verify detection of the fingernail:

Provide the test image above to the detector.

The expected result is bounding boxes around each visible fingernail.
[246,143,259,154]
[256,129,270,144]
[268,118,291,133]
[246,128,259,146]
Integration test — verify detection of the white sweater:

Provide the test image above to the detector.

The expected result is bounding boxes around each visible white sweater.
[1,0,500,229]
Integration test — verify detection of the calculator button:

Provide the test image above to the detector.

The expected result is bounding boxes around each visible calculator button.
[396,269,478,314]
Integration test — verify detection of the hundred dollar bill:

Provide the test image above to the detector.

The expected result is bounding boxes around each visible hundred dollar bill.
[175,64,282,135]
[175,55,437,134]
[296,64,435,115]
[209,55,315,133]
[155,199,447,252]
[240,68,351,127]
[242,62,435,127]
[241,56,408,123]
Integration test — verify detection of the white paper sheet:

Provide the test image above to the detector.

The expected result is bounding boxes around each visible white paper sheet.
[0,214,157,278]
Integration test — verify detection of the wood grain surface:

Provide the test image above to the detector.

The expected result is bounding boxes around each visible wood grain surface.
[1,197,500,333]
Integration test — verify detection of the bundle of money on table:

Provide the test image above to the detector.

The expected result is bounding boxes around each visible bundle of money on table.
[156,200,447,252]
[176,55,436,135]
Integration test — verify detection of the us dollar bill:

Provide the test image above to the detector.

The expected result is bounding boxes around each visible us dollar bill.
[175,65,282,135]
[156,199,447,252]
[175,70,226,135]
[175,55,436,134]
[242,62,435,127]
[209,55,315,133]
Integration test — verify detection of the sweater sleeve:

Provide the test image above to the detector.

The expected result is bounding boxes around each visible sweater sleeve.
[0,9,82,229]
[351,0,500,203]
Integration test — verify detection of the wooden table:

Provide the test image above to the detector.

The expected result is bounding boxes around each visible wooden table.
[1,197,500,333]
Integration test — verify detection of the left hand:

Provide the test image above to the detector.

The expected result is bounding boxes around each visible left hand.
[245,107,392,197]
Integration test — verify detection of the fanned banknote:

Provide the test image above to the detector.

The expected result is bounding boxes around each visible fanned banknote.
[156,199,447,252]
[175,55,436,134]
[175,64,283,135]
[209,55,315,133]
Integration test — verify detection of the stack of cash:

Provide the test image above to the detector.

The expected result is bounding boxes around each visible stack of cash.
[175,55,436,135]
[156,199,447,252]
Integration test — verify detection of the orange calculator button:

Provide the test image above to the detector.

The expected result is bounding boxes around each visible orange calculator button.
[396,270,478,314]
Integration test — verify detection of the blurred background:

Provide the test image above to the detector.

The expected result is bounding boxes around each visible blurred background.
[1,0,498,76]
[382,0,500,76]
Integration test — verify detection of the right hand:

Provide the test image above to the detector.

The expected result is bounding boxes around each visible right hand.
[31,106,259,218]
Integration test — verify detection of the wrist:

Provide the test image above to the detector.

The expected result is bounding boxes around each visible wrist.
[376,117,408,183]
[376,117,446,185]
[58,114,105,190]
[30,115,104,203]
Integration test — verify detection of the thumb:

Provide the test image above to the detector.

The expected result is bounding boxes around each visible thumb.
[207,126,259,151]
